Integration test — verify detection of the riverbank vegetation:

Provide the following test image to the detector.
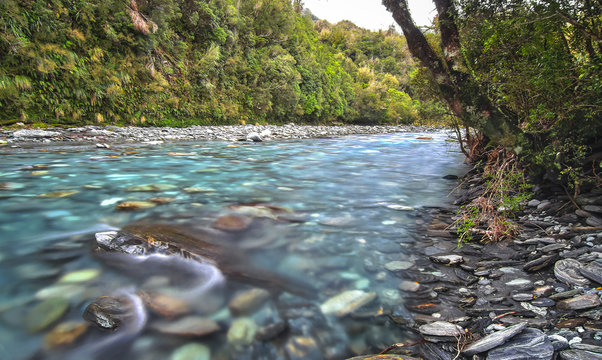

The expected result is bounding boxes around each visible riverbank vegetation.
[0,0,448,127]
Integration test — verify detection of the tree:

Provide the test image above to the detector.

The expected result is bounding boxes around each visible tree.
[382,0,523,150]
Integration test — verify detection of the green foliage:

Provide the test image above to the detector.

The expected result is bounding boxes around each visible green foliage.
[0,0,442,126]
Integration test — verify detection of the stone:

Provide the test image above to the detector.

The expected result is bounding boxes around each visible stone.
[152,316,220,337]
[557,294,601,311]
[114,201,157,210]
[35,284,86,301]
[26,297,69,333]
[580,261,602,285]
[548,334,569,351]
[320,290,377,317]
[429,254,464,265]
[44,321,88,349]
[227,317,257,346]
[587,216,602,227]
[0,182,25,191]
[140,292,190,318]
[58,268,100,283]
[533,286,554,298]
[346,356,421,360]
[125,184,177,192]
[182,187,215,193]
[555,318,587,328]
[505,278,532,287]
[228,288,271,316]
[255,320,287,341]
[531,298,555,307]
[148,197,176,204]
[398,280,421,292]
[512,293,534,302]
[523,254,559,272]
[418,321,464,337]
[463,322,528,356]
[528,199,541,207]
[83,296,131,330]
[212,215,253,231]
[169,343,210,360]
[246,132,263,142]
[284,336,321,360]
[384,261,413,271]
[560,349,602,360]
[486,328,553,360]
[38,190,80,198]
[555,259,590,286]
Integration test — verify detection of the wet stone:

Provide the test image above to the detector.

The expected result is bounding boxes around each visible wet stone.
[285,336,321,360]
[557,294,601,311]
[58,268,100,283]
[140,292,190,318]
[548,334,569,351]
[228,288,271,316]
[524,254,559,272]
[44,321,88,349]
[463,322,528,356]
[320,290,377,317]
[580,261,602,285]
[26,297,70,333]
[429,254,464,265]
[384,260,413,272]
[486,328,553,360]
[115,201,157,211]
[212,214,252,231]
[169,343,210,360]
[83,296,130,330]
[255,320,287,341]
[556,319,588,329]
[125,184,178,192]
[152,316,220,337]
[227,317,257,347]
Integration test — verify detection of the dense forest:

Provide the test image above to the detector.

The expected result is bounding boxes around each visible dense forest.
[0,0,447,127]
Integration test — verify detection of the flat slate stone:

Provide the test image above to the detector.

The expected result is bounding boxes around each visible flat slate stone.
[555,259,590,286]
[463,322,528,356]
[560,349,602,360]
[523,254,558,272]
[557,294,601,311]
[580,261,602,285]
[418,321,464,337]
[486,328,553,360]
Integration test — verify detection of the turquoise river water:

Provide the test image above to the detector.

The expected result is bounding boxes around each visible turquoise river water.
[0,132,465,360]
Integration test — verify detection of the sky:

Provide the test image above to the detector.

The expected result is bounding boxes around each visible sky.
[302,0,436,31]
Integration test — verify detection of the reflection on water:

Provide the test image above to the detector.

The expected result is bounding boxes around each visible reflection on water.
[0,132,465,359]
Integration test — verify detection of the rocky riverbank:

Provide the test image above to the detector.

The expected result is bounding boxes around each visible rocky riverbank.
[0,124,433,146]
[382,172,602,360]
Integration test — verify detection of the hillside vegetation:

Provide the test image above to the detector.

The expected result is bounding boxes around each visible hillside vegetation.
[0,0,445,127]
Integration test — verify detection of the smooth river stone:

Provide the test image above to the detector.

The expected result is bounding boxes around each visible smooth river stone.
[227,317,257,346]
[557,294,601,311]
[114,201,157,211]
[429,255,464,265]
[58,268,100,283]
[44,321,88,349]
[228,288,271,316]
[38,190,80,198]
[140,292,190,318]
[125,184,178,192]
[486,328,553,360]
[418,321,464,337]
[320,290,377,317]
[463,322,528,356]
[169,343,210,360]
[26,297,69,333]
[384,261,413,272]
[285,336,321,360]
[152,316,220,337]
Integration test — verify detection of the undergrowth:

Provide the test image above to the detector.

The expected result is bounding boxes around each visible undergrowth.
[456,149,533,247]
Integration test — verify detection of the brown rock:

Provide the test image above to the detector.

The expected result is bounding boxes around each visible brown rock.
[228,288,271,316]
[555,318,588,329]
[44,321,88,349]
[212,214,252,231]
[140,291,190,318]
[557,294,601,311]
[151,316,220,337]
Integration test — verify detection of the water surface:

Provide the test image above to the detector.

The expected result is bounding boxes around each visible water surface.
[0,132,465,359]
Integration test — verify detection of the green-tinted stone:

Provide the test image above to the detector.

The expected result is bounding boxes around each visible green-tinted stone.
[26,297,69,332]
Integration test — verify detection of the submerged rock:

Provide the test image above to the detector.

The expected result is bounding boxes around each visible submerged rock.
[83,296,131,330]
[169,343,210,360]
[38,190,80,198]
[26,297,70,333]
[139,291,190,318]
[114,201,157,211]
[320,290,377,317]
[125,184,178,192]
[228,288,271,316]
[285,336,321,360]
[212,214,252,232]
[58,268,101,283]
[152,316,220,337]
[384,260,413,272]
[227,317,257,346]
[44,321,88,349]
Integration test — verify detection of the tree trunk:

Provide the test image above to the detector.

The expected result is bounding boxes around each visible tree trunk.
[383,0,524,149]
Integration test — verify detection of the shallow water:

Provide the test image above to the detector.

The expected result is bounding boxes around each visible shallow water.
[0,132,465,359]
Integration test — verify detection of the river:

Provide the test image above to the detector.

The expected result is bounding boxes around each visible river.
[0,132,465,359]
